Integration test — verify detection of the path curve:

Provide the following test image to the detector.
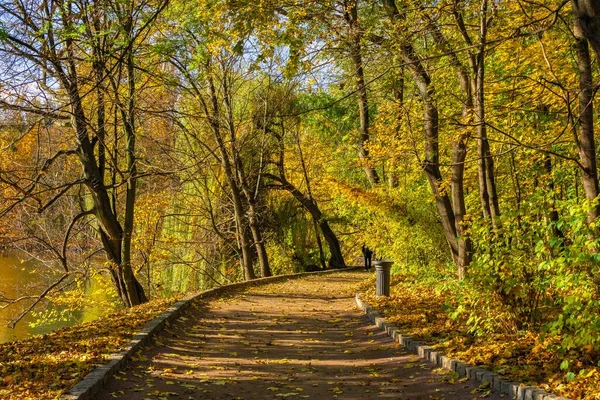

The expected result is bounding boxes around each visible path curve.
[96,271,504,400]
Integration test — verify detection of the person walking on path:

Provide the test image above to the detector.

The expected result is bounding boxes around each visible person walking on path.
[362,244,373,271]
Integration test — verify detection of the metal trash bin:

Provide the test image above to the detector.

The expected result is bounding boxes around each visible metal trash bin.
[374,260,393,297]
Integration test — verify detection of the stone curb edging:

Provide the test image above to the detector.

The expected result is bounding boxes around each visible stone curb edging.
[61,267,360,400]
[355,293,571,400]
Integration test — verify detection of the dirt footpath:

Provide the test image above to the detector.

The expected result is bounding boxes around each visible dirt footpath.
[96,271,504,400]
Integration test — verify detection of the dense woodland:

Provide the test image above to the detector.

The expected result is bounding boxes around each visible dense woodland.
[1,0,600,381]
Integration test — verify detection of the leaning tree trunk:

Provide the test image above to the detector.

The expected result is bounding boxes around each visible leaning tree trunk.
[297,134,327,269]
[92,49,134,303]
[383,0,459,261]
[283,181,346,269]
[422,100,459,260]
[71,88,147,307]
[267,138,346,269]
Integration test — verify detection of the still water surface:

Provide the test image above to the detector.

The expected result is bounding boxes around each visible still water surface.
[0,253,111,343]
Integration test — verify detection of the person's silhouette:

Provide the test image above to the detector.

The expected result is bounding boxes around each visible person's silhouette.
[362,244,373,271]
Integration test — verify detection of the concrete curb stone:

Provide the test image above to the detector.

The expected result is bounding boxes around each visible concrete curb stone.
[355,292,571,400]
[59,266,360,400]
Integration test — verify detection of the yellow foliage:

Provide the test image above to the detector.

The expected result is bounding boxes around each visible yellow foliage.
[0,297,179,399]
[359,275,600,400]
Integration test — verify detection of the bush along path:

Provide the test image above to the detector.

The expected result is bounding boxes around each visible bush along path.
[355,275,585,399]
[355,294,570,400]
[93,271,505,400]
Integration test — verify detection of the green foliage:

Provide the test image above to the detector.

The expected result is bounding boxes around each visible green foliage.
[466,191,556,331]
[455,195,600,352]
[31,274,119,328]
[296,92,367,185]
[265,195,324,273]
[329,182,449,274]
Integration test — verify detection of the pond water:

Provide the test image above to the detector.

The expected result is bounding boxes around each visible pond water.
[0,253,112,343]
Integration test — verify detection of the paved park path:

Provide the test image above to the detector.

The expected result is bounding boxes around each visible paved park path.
[96,271,504,400]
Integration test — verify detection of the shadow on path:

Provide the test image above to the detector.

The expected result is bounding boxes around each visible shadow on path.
[96,271,503,400]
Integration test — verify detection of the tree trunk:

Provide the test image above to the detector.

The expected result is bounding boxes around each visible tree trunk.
[246,199,271,277]
[345,0,379,187]
[572,0,600,63]
[473,0,500,228]
[389,71,404,189]
[267,129,346,269]
[383,0,459,260]
[422,101,460,259]
[207,72,256,280]
[282,181,346,269]
[228,165,255,281]
[296,133,327,269]
[573,2,600,222]
[67,66,146,307]
[474,78,492,221]
[424,6,473,277]
[222,71,271,278]
[352,45,379,187]
[572,1,600,295]
[313,219,327,270]
[453,68,473,278]
[120,23,146,306]
[544,154,563,239]
[452,136,471,279]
